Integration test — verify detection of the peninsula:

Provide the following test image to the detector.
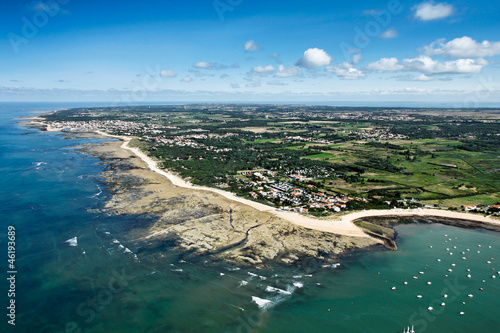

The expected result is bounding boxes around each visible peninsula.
[22,104,500,265]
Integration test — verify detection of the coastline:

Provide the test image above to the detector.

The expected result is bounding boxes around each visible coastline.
[96,131,370,238]
[94,131,499,237]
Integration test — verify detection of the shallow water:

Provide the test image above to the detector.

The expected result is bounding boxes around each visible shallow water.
[0,103,498,333]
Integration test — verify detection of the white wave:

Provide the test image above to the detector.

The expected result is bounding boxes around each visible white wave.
[265,286,291,295]
[123,248,132,254]
[251,296,273,310]
[239,280,249,287]
[292,275,303,279]
[112,239,120,244]
[248,272,258,277]
[104,232,110,235]
[171,268,183,272]
[65,237,77,247]
[90,185,103,198]
[293,282,304,288]
[322,263,341,269]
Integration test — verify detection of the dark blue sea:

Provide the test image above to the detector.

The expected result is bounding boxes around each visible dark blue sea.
[0,102,499,333]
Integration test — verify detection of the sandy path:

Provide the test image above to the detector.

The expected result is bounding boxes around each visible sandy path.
[339,208,500,226]
[95,131,499,237]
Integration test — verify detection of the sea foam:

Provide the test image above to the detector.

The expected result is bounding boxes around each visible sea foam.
[65,237,77,246]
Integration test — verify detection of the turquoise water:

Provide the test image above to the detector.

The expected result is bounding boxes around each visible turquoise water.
[0,103,499,333]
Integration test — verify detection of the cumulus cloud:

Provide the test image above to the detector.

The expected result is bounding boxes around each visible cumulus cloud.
[244,40,260,52]
[326,62,365,80]
[182,76,193,82]
[274,65,302,77]
[160,70,177,77]
[295,48,332,68]
[380,28,399,39]
[367,56,487,75]
[424,36,500,58]
[366,57,403,71]
[251,65,276,76]
[413,2,454,21]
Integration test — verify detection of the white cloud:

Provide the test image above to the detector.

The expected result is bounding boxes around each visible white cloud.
[251,65,276,76]
[244,40,260,52]
[231,83,240,89]
[380,28,399,39]
[366,57,403,71]
[414,74,433,81]
[413,2,454,21]
[275,65,302,77]
[182,77,193,82]
[367,56,487,75]
[326,62,365,80]
[403,56,486,74]
[352,53,363,65]
[193,61,213,69]
[295,48,332,68]
[424,36,500,58]
[160,70,177,77]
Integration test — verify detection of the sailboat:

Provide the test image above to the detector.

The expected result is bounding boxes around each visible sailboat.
[403,325,416,333]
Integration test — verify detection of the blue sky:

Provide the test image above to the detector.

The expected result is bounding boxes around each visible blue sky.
[1,0,500,105]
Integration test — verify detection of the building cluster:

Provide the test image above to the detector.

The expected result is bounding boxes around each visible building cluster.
[240,170,363,213]
[152,132,237,152]
[463,204,500,214]
[48,120,163,136]
[284,135,337,145]
[348,129,409,140]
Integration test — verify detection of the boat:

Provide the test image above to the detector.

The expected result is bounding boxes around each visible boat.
[402,325,416,333]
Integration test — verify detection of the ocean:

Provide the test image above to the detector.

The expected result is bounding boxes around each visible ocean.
[0,102,499,333]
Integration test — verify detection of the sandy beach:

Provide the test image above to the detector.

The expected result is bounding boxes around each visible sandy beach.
[91,131,500,239]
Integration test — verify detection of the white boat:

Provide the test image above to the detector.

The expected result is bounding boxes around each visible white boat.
[403,325,416,333]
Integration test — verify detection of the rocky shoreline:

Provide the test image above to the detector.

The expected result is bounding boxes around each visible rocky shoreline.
[78,138,378,267]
